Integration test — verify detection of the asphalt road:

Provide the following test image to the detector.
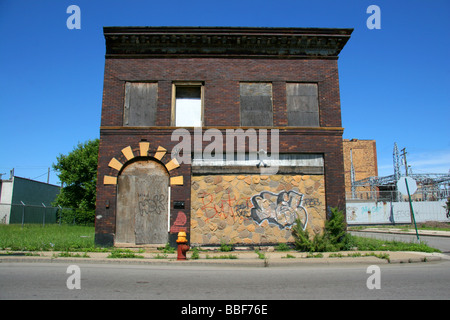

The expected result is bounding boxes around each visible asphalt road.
[1,260,449,300]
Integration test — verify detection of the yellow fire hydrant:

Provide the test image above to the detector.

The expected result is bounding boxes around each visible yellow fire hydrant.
[176,231,190,260]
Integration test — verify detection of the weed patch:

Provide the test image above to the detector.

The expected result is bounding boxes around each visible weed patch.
[206,254,238,259]
[108,249,144,259]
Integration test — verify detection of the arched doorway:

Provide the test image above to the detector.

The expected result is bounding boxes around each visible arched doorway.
[115,159,169,245]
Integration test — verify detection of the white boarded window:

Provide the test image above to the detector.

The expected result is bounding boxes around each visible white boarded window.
[173,84,203,127]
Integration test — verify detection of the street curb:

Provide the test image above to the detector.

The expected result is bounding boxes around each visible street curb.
[0,257,385,267]
[0,251,441,267]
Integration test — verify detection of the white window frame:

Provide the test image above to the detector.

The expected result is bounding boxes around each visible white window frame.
[171,82,204,127]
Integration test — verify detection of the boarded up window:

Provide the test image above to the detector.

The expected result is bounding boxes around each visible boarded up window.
[124,82,158,126]
[286,83,319,127]
[240,83,273,126]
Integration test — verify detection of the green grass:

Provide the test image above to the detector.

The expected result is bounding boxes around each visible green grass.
[349,222,450,232]
[416,222,450,231]
[55,251,90,258]
[205,254,238,259]
[328,252,390,261]
[157,243,176,253]
[306,252,324,258]
[219,241,234,252]
[108,249,144,259]
[275,243,291,251]
[0,224,96,251]
[190,247,200,259]
[351,235,440,253]
[255,249,266,259]
[0,225,441,254]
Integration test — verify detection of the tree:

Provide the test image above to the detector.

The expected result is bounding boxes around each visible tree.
[52,139,99,224]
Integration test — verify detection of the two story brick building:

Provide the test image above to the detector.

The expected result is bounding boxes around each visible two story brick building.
[95,27,352,247]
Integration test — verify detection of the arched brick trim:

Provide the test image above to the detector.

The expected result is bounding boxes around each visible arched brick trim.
[103,141,183,186]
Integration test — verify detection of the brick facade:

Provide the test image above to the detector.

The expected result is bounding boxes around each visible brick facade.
[95,27,352,246]
[343,139,378,196]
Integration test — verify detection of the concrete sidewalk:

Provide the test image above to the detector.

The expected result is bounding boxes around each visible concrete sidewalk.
[0,249,445,267]
[2,227,449,266]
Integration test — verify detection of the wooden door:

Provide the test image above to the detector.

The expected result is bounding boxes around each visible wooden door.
[116,160,169,245]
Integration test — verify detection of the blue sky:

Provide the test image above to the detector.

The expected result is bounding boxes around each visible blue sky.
[0,0,449,185]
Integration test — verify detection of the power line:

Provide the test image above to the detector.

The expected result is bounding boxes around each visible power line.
[32,172,48,180]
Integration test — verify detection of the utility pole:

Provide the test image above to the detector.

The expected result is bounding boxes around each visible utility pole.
[399,148,419,238]
[400,148,409,176]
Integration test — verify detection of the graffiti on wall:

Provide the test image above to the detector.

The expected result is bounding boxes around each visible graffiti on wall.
[198,189,309,230]
[171,211,188,233]
[200,191,252,220]
[250,190,308,230]
[138,193,166,216]
[191,174,324,244]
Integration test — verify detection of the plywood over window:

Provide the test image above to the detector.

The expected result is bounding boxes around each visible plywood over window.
[286,83,319,127]
[124,82,158,126]
[240,83,273,126]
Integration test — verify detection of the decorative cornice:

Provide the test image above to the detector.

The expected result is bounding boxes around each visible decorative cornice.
[103,26,352,59]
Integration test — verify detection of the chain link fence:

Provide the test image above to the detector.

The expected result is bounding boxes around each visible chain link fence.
[0,202,94,226]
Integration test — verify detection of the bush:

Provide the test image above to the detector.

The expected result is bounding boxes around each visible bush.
[292,207,352,252]
[325,207,353,251]
[57,208,95,226]
[219,241,233,252]
[292,222,314,251]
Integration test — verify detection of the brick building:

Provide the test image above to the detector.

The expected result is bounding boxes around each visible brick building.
[343,139,378,196]
[95,27,352,247]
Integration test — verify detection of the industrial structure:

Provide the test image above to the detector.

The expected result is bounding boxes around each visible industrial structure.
[344,141,449,224]
[347,142,450,202]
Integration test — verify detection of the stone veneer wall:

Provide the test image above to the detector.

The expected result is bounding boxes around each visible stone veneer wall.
[190,174,325,245]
